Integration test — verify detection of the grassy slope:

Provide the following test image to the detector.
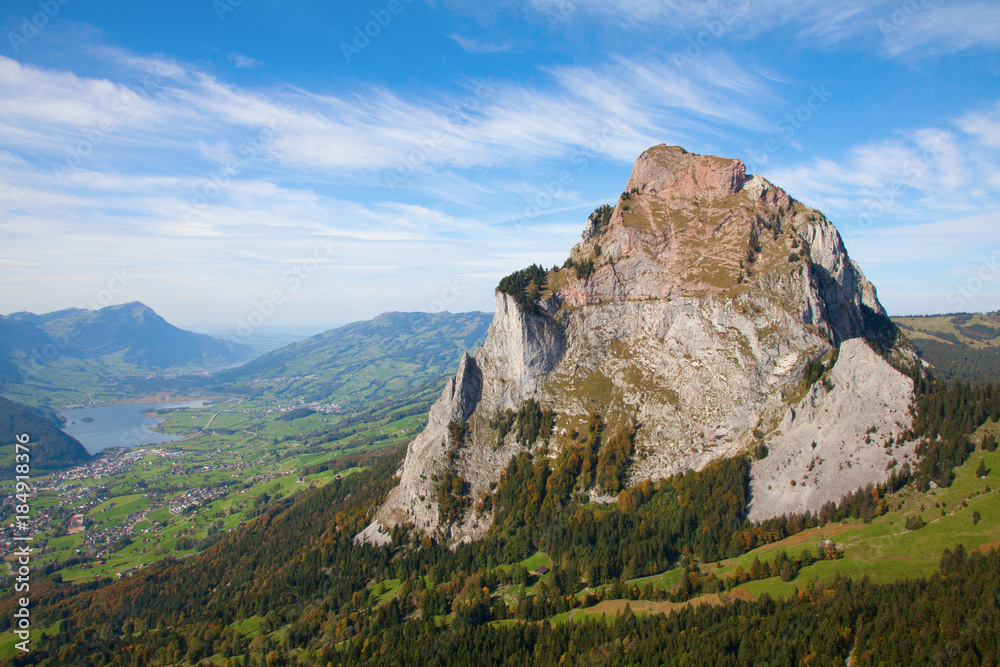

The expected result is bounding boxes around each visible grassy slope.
[892,313,1000,349]
[0,390,431,590]
[552,422,1000,623]
[891,313,1000,385]
[210,312,492,410]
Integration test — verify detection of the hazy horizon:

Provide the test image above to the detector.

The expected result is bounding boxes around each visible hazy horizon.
[5,298,998,340]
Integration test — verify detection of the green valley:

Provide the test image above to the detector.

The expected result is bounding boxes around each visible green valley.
[1,371,997,665]
[892,312,1000,385]
[1,308,998,665]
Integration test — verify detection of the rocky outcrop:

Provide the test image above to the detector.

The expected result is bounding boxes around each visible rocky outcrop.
[369,353,482,539]
[747,338,916,522]
[358,145,916,546]
[476,292,566,412]
[626,146,746,200]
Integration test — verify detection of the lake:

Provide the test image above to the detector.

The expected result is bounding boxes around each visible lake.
[59,399,217,454]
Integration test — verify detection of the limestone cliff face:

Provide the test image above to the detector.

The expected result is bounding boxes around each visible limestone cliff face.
[747,338,915,522]
[359,145,916,545]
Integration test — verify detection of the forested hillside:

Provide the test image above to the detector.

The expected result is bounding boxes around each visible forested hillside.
[893,313,1000,384]
[0,396,90,477]
[339,547,1000,666]
[209,311,492,408]
[909,338,1000,385]
[1,375,998,665]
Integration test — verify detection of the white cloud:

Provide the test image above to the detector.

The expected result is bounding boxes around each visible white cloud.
[448,34,512,54]
[766,103,1000,229]
[4,34,996,323]
[848,211,1000,265]
[0,49,773,181]
[880,2,1000,56]
[227,52,264,69]
[523,0,874,32]
[5,47,687,323]
[0,147,585,325]
[0,57,167,150]
[957,102,1000,149]
[520,0,1000,57]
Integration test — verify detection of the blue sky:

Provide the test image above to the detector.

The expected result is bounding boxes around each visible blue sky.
[0,0,998,333]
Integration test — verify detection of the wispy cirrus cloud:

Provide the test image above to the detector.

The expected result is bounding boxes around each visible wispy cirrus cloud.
[879,1,1000,56]
[4,17,995,326]
[448,34,512,54]
[520,0,1000,57]
[0,47,772,181]
[0,151,578,325]
[767,101,1000,224]
[227,52,264,69]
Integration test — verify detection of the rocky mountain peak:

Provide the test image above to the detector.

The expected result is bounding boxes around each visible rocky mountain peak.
[359,144,917,547]
[626,144,747,201]
[562,147,837,322]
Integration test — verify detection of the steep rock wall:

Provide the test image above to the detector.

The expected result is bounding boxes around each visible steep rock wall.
[359,145,916,545]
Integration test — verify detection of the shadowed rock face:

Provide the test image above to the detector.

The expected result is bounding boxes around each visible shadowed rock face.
[359,145,917,546]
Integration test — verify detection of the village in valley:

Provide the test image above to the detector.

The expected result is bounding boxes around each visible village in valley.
[0,395,425,584]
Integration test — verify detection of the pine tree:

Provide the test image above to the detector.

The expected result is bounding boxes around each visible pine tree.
[977,458,988,478]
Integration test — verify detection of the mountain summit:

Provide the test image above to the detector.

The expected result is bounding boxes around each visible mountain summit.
[4,301,253,369]
[359,145,917,546]
[1,302,254,400]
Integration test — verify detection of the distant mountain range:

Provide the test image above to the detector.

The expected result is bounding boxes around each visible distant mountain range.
[0,305,492,471]
[5,301,252,369]
[211,311,493,408]
[0,302,254,408]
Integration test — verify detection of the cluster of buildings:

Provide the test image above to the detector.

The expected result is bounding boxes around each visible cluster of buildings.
[2,400,323,577]
[167,487,228,514]
[241,466,290,489]
[193,460,253,475]
[50,447,183,483]
[0,505,51,556]
[83,509,147,550]
[1,446,227,563]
